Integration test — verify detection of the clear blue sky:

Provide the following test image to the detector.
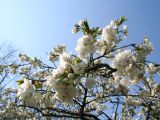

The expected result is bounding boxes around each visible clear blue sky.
[0,0,160,62]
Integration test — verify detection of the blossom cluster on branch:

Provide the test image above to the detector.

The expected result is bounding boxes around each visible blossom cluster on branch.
[2,16,160,120]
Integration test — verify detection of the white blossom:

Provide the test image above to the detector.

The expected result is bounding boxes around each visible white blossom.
[90,101,105,113]
[48,52,59,62]
[112,50,135,70]
[112,50,142,83]
[146,63,160,74]
[72,63,84,74]
[17,79,35,101]
[85,78,96,89]
[53,45,66,54]
[136,37,153,60]
[97,20,119,54]
[75,35,96,59]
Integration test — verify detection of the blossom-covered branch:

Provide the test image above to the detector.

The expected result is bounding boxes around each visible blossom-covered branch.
[2,16,160,120]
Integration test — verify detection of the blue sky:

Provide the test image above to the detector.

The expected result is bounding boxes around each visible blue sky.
[0,0,160,62]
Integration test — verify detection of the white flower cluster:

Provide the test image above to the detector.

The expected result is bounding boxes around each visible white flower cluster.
[74,18,129,61]
[48,45,66,62]
[75,35,96,59]
[96,20,119,54]
[112,50,135,71]
[19,54,29,61]
[75,20,123,59]
[90,101,105,113]
[146,63,160,74]
[15,18,159,117]
[19,54,42,68]
[17,79,55,108]
[72,19,86,34]
[112,50,141,84]
[17,79,35,101]
[47,52,85,103]
[43,18,131,103]
[72,62,84,74]
[29,57,42,67]
[47,74,79,104]
[85,77,96,89]
[136,37,153,60]
[112,38,154,84]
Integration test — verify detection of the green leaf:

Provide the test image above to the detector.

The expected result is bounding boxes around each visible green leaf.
[115,20,119,26]
[156,84,160,91]
[34,81,43,89]
[121,16,126,21]
[72,57,81,65]
[135,47,143,51]
[83,20,90,34]
[16,80,24,85]
[120,16,126,23]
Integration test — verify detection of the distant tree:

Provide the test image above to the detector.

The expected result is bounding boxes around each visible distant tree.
[0,43,34,119]
[2,17,160,120]
[0,42,16,88]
